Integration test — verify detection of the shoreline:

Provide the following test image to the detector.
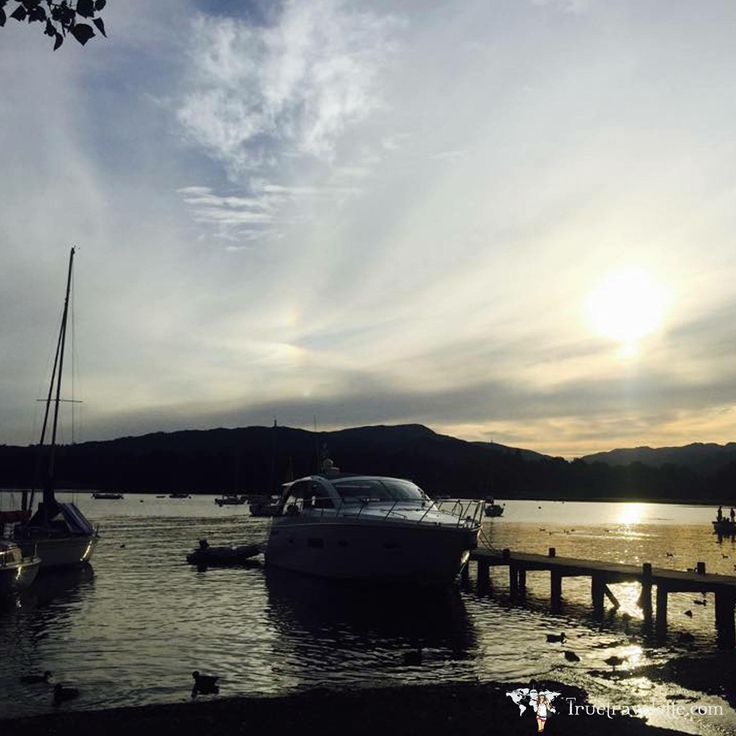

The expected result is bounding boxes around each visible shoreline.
[0,681,686,736]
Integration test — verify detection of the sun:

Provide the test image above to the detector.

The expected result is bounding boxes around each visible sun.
[587,268,667,352]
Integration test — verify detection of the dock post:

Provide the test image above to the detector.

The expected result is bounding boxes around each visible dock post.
[592,575,605,617]
[551,571,562,612]
[697,562,706,575]
[548,547,556,557]
[603,585,620,611]
[656,584,668,632]
[477,559,490,595]
[518,567,527,597]
[715,591,736,649]
[641,563,653,629]
[461,561,470,587]
[510,565,519,599]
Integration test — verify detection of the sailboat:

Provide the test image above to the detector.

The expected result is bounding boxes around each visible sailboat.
[14,247,98,569]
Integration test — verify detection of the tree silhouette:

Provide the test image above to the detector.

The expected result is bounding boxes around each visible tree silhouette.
[0,0,108,50]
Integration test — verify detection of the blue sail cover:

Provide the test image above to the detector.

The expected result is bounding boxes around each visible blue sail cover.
[61,503,95,536]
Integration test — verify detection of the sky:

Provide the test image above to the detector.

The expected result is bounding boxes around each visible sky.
[2,0,736,458]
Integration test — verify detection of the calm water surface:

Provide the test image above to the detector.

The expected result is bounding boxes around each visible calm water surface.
[1,493,735,735]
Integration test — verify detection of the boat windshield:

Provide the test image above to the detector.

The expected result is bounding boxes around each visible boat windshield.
[331,478,426,503]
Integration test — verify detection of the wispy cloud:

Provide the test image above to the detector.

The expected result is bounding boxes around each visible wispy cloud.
[177,1,399,175]
[176,1,400,243]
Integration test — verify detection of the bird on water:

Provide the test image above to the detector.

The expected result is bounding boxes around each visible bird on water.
[191,671,219,697]
[546,633,566,643]
[53,684,80,706]
[604,656,626,671]
[20,671,52,685]
[564,651,580,662]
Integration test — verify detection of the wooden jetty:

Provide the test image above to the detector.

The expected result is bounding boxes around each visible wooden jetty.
[465,547,736,648]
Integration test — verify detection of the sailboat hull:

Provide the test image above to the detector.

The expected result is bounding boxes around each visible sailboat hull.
[17,535,97,569]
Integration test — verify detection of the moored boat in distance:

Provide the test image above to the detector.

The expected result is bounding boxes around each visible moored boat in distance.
[484,498,505,517]
[0,541,41,596]
[186,539,261,567]
[92,492,124,500]
[265,467,482,585]
[168,492,191,499]
[215,494,247,507]
[249,495,281,516]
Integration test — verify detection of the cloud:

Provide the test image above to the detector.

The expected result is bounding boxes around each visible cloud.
[531,0,592,14]
[177,1,400,175]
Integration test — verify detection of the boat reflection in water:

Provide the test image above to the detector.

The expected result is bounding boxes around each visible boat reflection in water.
[18,563,95,610]
[264,565,477,683]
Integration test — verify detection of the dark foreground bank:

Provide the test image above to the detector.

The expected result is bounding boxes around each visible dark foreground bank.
[0,682,683,736]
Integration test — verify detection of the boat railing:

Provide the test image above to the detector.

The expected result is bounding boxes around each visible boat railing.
[311,497,482,527]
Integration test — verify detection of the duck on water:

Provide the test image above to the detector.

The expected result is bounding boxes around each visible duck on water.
[263,461,482,585]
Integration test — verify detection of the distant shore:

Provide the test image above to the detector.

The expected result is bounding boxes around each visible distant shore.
[0,488,728,507]
[0,682,685,736]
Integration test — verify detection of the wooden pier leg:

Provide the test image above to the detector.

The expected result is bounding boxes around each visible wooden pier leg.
[551,571,562,612]
[592,576,605,617]
[656,585,668,632]
[603,585,620,611]
[641,563,653,629]
[518,568,527,598]
[715,592,736,649]
[477,559,490,595]
[510,565,519,599]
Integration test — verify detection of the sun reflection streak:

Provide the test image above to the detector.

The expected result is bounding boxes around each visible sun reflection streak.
[618,503,645,526]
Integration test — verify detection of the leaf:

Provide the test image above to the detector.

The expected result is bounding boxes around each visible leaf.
[0,8,5,26]
[28,4,45,21]
[95,0,106,9]
[70,22,94,44]
[53,31,63,50]
[92,16,105,36]
[75,0,94,17]
[10,5,27,21]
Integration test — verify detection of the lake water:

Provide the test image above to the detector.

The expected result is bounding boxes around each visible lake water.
[1,493,735,734]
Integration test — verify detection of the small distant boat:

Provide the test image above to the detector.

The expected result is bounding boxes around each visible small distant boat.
[484,498,505,517]
[249,495,281,517]
[168,493,191,499]
[214,494,247,507]
[91,492,124,500]
[0,541,41,596]
[186,540,261,567]
[713,519,736,537]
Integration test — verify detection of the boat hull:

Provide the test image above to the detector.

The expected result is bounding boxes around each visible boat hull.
[266,517,477,585]
[17,535,97,569]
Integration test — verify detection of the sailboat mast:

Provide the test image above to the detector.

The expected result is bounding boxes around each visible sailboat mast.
[44,246,75,506]
[26,301,66,512]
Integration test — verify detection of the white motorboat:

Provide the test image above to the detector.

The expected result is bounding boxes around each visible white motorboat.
[0,541,41,597]
[13,247,98,569]
[265,471,482,585]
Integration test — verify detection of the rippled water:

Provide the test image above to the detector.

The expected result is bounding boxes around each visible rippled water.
[1,493,735,734]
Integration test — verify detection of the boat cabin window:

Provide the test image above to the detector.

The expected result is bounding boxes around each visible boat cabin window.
[284,480,334,511]
[331,478,426,503]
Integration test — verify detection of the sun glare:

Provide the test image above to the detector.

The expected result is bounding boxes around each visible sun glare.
[617,503,645,526]
[588,269,666,351]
